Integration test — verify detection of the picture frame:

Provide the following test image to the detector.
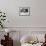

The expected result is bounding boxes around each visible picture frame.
[19,7,30,16]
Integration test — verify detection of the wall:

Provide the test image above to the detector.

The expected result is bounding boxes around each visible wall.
[32,0,46,27]
[0,0,46,27]
[0,0,32,27]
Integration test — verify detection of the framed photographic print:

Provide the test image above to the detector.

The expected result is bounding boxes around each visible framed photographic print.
[19,7,30,16]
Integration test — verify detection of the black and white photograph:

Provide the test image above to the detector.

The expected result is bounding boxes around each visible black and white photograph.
[19,7,30,16]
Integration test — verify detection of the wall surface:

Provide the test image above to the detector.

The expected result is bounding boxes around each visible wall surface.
[0,0,46,27]
[32,0,46,27]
